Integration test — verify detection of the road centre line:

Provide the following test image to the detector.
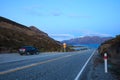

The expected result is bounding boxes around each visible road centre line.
[74,50,96,80]
[0,52,82,75]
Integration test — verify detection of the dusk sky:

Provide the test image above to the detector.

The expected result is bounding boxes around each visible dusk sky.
[0,0,120,41]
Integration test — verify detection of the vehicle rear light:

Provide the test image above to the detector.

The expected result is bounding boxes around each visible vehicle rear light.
[19,48,26,52]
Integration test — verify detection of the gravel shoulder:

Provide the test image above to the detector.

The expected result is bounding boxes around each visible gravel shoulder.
[88,50,118,80]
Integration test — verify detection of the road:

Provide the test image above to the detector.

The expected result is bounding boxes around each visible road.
[0,49,95,80]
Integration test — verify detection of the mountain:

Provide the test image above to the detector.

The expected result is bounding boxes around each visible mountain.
[0,16,62,53]
[62,36,113,45]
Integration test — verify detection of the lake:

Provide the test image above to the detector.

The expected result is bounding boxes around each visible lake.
[73,44,100,49]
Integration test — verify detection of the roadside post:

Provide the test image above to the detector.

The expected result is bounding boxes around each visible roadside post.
[63,43,66,52]
[104,53,108,73]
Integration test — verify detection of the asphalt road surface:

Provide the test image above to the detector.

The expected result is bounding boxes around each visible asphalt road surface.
[0,49,95,80]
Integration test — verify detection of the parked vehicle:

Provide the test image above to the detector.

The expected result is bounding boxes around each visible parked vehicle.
[18,46,39,55]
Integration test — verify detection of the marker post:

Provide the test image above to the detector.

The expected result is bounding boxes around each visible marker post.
[104,53,108,73]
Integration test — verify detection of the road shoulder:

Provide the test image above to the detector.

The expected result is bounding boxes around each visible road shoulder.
[87,50,118,80]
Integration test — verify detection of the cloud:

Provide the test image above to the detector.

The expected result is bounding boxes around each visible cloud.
[68,14,91,18]
[26,10,62,17]
[49,32,111,41]
[24,5,63,17]
[24,5,41,10]
[24,5,44,16]
[50,34,75,41]
[80,30,112,37]
[24,6,90,18]
[52,12,62,16]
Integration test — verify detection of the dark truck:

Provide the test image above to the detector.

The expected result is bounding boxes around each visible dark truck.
[18,46,39,55]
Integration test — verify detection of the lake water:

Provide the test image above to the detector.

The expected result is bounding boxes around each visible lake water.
[74,44,100,48]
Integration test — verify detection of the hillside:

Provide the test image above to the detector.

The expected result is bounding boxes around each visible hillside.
[98,35,120,77]
[98,35,120,64]
[0,16,62,53]
[62,36,113,45]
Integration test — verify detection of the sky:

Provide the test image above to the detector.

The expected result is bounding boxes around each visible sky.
[0,0,120,41]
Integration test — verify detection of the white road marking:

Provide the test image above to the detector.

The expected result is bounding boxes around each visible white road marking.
[74,50,96,80]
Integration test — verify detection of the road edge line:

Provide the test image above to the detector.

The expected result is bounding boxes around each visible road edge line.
[74,49,96,80]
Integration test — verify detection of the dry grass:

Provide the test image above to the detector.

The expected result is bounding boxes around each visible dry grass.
[0,18,63,53]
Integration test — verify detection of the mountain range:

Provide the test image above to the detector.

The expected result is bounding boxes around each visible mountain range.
[62,36,113,45]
